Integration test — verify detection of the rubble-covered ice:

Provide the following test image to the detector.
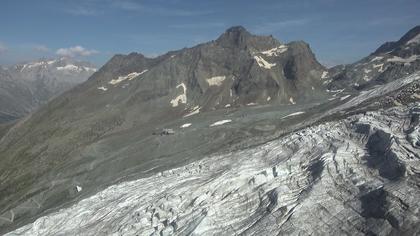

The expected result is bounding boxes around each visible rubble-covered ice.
[7,103,420,236]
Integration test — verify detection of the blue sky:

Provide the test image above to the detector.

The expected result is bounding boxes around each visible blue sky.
[0,0,419,67]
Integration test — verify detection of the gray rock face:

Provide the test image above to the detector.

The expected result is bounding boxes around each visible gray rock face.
[89,26,326,113]
[0,58,96,123]
[327,25,420,91]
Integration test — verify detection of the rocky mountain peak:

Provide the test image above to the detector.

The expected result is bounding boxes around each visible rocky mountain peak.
[222,26,251,38]
[327,25,420,92]
[216,26,255,48]
[82,26,326,115]
[399,25,420,44]
[373,25,420,54]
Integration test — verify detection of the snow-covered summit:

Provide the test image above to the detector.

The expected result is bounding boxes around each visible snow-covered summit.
[16,57,97,73]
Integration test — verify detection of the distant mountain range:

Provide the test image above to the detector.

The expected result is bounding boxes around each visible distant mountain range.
[0,57,96,123]
[1,25,419,235]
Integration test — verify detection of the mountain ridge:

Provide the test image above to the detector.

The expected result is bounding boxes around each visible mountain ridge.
[327,25,420,91]
[0,57,97,123]
[373,25,420,54]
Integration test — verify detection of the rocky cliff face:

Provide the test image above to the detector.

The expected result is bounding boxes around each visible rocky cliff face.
[0,58,96,123]
[86,26,326,114]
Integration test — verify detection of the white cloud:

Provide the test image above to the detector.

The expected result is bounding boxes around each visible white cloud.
[0,42,7,54]
[56,45,98,57]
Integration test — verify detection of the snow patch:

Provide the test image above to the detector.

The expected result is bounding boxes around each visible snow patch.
[170,83,187,107]
[340,95,351,101]
[406,33,420,45]
[321,71,329,79]
[322,79,332,85]
[363,75,370,81]
[83,67,97,72]
[128,70,148,80]
[387,55,419,64]
[373,63,385,73]
[289,97,296,105]
[109,70,148,85]
[412,93,420,99]
[184,106,200,117]
[180,123,192,128]
[282,111,305,118]
[370,56,383,62]
[206,76,226,86]
[57,64,96,72]
[260,45,288,56]
[56,64,80,71]
[326,89,344,93]
[254,56,276,69]
[210,119,232,127]
[26,62,44,69]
